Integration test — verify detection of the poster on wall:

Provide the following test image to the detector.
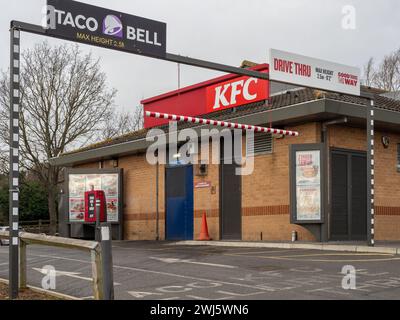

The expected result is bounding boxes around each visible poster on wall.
[292,148,323,222]
[295,150,321,220]
[68,173,120,222]
[69,198,85,221]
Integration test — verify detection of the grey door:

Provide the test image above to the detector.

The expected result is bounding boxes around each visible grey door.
[331,149,367,241]
[219,135,242,240]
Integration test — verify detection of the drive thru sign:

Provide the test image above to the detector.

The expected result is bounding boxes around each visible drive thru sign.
[270,49,360,96]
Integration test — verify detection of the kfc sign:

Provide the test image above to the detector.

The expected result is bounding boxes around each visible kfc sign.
[206,74,269,113]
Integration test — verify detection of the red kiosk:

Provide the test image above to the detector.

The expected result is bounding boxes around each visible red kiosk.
[84,188,107,223]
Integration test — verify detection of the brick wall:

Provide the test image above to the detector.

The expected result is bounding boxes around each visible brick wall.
[329,124,400,240]
[241,122,320,241]
[70,121,400,241]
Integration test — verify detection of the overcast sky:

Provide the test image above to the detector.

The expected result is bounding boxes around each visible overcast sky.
[1,0,399,113]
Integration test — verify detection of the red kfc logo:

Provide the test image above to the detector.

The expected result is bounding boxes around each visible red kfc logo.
[206,74,269,113]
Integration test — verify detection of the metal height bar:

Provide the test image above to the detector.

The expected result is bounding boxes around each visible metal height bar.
[367,99,375,246]
[9,21,269,81]
[9,26,20,299]
[10,20,376,100]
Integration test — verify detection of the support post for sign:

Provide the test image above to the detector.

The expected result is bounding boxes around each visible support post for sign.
[100,223,114,300]
[367,99,375,246]
[9,26,20,299]
[155,159,159,241]
[94,197,113,299]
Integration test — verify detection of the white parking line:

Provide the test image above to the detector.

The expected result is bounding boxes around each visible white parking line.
[25,253,281,292]
[186,294,234,300]
[150,257,237,269]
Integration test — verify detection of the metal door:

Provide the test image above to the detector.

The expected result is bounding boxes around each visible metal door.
[220,134,242,240]
[165,165,194,240]
[330,149,367,240]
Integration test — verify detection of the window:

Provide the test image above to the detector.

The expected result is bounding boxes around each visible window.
[246,132,273,156]
[397,144,400,172]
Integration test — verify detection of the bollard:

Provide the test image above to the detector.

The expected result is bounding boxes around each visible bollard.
[94,197,114,299]
[291,230,297,242]
[100,223,114,300]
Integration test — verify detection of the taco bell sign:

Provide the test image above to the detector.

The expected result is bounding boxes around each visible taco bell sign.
[103,15,123,38]
[43,0,166,58]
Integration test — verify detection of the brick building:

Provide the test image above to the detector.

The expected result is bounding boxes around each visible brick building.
[51,63,400,243]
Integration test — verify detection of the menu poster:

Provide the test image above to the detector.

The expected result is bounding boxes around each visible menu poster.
[102,175,119,222]
[69,175,86,197]
[106,198,118,221]
[296,186,321,220]
[68,173,119,222]
[102,175,118,196]
[86,175,102,191]
[295,150,321,221]
[69,198,85,221]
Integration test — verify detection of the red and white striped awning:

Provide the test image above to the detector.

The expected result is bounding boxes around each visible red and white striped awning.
[145,111,299,137]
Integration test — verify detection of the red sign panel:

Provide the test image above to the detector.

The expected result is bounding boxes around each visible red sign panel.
[142,64,269,128]
[206,74,269,114]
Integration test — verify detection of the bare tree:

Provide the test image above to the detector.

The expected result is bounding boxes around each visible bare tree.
[363,48,400,94]
[0,41,116,234]
[363,57,375,87]
[100,106,144,140]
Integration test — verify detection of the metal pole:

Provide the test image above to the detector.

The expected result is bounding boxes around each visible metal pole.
[95,195,113,299]
[9,20,269,81]
[9,26,20,299]
[367,99,375,246]
[155,160,159,241]
[95,199,101,241]
[146,111,299,136]
[100,222,114,300]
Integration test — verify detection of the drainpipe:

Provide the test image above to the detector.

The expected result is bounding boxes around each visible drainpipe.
[321,117,348,143]
[321,117,348,242]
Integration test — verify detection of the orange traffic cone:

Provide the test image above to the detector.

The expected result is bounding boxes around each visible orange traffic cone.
[198,212,211,241]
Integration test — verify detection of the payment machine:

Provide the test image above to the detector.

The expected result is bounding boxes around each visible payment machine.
[84,189,107,223]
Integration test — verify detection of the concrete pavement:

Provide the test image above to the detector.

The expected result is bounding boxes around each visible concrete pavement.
[173,240,400,255]
[0,241,400,300]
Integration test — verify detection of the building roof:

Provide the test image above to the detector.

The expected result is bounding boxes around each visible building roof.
[140,63,268,105]
[55,85,400,162]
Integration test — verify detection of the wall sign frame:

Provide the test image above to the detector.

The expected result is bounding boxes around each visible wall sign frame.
[65,168,123,224]
[290,143,325,224]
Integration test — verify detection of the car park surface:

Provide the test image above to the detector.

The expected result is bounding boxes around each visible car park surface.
[1,241,400,300]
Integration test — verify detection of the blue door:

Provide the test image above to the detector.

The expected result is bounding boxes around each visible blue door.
[165,165,193,240]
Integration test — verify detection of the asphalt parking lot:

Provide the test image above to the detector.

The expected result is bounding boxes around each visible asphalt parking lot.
[1,241,400,300]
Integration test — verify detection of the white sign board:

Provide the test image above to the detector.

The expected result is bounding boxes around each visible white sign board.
[269,49,360,96]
